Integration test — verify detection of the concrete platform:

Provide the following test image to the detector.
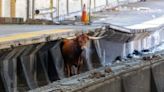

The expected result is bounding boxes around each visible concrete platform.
[0,0,164,50]
[0,24,103,49]
[92,0,164,31]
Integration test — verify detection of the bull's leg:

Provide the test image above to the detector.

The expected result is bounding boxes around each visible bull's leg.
[64,64,67,74]
[64,63,68,76]
[70,65,73,76]
[77,57,84,74]
[66,64,71,77]
[77,66,81,74]
[71,66,76,75]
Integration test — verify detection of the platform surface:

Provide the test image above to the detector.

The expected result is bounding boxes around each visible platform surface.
[93,0,164,30]
[0,0,164,49]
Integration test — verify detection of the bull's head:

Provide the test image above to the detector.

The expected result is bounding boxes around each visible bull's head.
[77,34,89,49]
[77,33,106,49]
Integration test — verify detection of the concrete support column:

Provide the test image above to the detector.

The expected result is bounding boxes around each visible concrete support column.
[135,40,141,51]
[145,37,149,48]
[138,40,142,51]
[147,36,152,49]
[125,42,132,55]
[133,40,138,50]
[142,38,147,49]
[123,43,126,57]
[129,41,134,53]
[141,39,144,50]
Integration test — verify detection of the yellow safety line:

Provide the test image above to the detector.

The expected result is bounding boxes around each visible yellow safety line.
[0,29,73,43]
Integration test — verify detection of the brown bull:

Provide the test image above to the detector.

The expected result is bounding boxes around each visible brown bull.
[60,33,106,77]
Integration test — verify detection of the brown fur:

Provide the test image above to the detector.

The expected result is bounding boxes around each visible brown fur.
[61,34,89,77]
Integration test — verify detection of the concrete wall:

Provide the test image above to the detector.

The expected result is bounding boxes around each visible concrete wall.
[29,54,164,92]
[85,66,151,92]
[94,39,125,65]
[82,65,153,92]
[84,77,122,92]
[125,30,161,55]
[93,29,162,65]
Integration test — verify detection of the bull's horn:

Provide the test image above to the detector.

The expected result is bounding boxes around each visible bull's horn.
[88,35,107,40]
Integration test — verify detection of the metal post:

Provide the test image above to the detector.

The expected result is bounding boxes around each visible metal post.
[26,0,30,20]
[32,0,35,19]
[66,0,69,15]
[89,0,91,24]
[117,0,119,5]
[57,0,59,18]
[106,0,108,7]
[50,0,53,21]
[81,0,83,10]
[94,0,96,8]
